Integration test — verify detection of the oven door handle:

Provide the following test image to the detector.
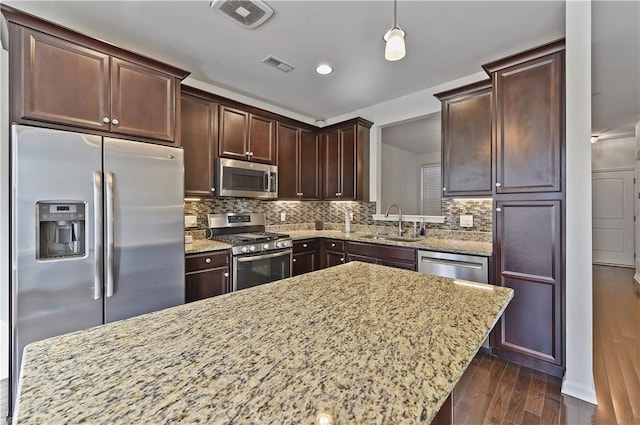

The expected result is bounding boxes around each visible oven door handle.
[236,250,291,263]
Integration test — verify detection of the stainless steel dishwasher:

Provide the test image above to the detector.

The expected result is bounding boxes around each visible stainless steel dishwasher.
[417,250,491,349]
[417,250,489,283]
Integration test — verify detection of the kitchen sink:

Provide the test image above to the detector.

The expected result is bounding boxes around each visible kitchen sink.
[356,234,422,242]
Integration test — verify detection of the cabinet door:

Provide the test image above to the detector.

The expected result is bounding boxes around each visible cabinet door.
[16,27,110,131]
[219,105,249,160]
[322,130,341,200]
[492,199,563,376]
[494,52,563,194]
[276,123,299,199]
[185,266,229,303]
[181,94,217,197]
[293,251,316,276]
[325,251,346,268]
[111,57,177,142]
[299,130,320,200]
[441,87,492,197]
[339,126,356,200]
[248,114,275,164]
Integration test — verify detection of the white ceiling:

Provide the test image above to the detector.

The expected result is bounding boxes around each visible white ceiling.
[2,1,638,151]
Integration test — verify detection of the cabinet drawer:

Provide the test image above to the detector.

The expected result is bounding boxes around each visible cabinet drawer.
[324,239,344,252]
[293,239,318,253]
[185,251,229,273]
[347,241,416,263]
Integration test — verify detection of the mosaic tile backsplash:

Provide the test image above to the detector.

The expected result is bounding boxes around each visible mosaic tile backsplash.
[184,198,492,238]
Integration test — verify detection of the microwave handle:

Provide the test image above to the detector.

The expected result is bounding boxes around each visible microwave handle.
[264,172,270,192]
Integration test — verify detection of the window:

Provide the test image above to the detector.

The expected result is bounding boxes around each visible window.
[421,164,442,216]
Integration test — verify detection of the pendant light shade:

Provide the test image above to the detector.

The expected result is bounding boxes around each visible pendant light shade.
[384,0,406,61]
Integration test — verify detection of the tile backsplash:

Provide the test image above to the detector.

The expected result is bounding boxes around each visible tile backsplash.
[184,198,492,236]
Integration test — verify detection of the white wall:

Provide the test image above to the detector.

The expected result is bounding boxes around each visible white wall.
[591,137,636,170]
[380,143,420,214]
[562,0,597,404]
[417,152,441,166]
[635,122,640,282]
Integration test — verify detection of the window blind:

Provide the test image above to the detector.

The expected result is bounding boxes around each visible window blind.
[421,164,442,216]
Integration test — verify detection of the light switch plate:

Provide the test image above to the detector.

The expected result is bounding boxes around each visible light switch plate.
[460,214,473,228]
[280,212,286,222]
[184,215,198,228]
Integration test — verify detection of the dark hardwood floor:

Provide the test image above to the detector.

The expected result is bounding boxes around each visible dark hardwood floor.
[453,265,640,424]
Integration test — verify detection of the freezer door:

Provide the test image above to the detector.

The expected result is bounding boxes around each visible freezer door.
[11,125,103,398]
[103,138,184,322]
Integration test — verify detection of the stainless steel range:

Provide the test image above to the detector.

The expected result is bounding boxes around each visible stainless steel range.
[208,213,292,291]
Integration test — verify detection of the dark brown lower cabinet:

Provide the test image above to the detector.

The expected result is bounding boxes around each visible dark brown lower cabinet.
[491,198,564,377]
[347,241,417,271]
[323,239,346,268]
[293,239,320,276]
[185,251,230,303]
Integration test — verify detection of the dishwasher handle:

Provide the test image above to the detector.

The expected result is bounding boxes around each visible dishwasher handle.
[419,256,485,270]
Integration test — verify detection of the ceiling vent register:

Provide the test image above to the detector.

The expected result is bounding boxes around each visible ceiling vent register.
[210,0,274,29]
[262,56,295,73]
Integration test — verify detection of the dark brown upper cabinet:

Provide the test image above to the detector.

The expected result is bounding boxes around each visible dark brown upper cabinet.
[435,80,492,197]
[181,90,218,197]
[218,105,275,164]
[321,119,372,201]
[484,43,564,194]
[3,6,189,144]
[277,123,320,200]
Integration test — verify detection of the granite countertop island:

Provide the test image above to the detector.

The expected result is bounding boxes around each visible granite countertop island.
[14,262,512,424]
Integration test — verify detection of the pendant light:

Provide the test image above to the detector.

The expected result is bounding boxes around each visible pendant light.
[384,0,406,61]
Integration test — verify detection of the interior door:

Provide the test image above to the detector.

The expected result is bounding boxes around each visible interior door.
[103,138,185,323]
[592,169,635,266]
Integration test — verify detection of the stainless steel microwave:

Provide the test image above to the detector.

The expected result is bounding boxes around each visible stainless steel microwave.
[215,158,278,199]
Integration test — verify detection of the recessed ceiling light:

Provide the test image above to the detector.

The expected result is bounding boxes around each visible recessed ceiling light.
[316,64,333,75]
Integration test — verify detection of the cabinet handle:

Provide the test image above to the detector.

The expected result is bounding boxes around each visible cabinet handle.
[442,187,447,192]
[249,151,254,156]
[303,244,307,248]
[210,188,216,192]
[224,272,229,278]
[299,192,303,196]
[496,182,502,187]
[111,118,119,126]
[331,243,336,247]
[205,258,211,263]
[336,193,339,196]
[496,207,502,212]
[102,117,110,124]
[245,151,250,156]
[293,258,297,262]
[340,257,345,262]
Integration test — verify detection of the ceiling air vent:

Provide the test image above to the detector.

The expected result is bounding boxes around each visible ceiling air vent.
[210,0,274,29]
[262,56,295,73]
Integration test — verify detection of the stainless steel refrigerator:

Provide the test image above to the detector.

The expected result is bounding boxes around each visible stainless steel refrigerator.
[9,125,185,412]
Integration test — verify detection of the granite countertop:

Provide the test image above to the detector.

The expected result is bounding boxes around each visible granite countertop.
[287,230,493,257]
[15,262,512,424]
[185,239,230,254]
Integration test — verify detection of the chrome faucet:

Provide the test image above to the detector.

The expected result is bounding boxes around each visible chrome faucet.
[385,203,403,236]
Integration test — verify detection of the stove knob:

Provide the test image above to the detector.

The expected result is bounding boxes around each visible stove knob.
[241,246,248,253]
[263,243,269,250]
[275,241,282,248]
[249,245,256,252]
[281,240,289,247]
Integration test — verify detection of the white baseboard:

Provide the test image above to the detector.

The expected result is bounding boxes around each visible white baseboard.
[634,272,640,286]
[561,380,598,405]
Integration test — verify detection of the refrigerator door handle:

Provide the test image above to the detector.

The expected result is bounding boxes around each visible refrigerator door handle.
[105,171,115,298]
[93,171,103,300]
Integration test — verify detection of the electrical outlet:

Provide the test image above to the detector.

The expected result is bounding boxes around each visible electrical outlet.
[349,212,354,220]
[280,212,286,222]
[184,215,198,228]
[460,215,473,228]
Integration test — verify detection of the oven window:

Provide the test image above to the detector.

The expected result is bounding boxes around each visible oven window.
[223,166,267,191]
[235,252,291,291]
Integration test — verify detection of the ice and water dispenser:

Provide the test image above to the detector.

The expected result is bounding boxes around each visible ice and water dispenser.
[36,201,86,260]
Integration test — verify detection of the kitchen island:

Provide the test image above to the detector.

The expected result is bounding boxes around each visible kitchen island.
[14,262,512,424]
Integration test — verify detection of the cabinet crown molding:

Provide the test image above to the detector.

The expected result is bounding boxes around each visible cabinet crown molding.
[434,79,492,101]
[481,38,565,75]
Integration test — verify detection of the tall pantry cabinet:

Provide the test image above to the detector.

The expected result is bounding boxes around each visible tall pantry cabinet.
[485,40,566,377]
